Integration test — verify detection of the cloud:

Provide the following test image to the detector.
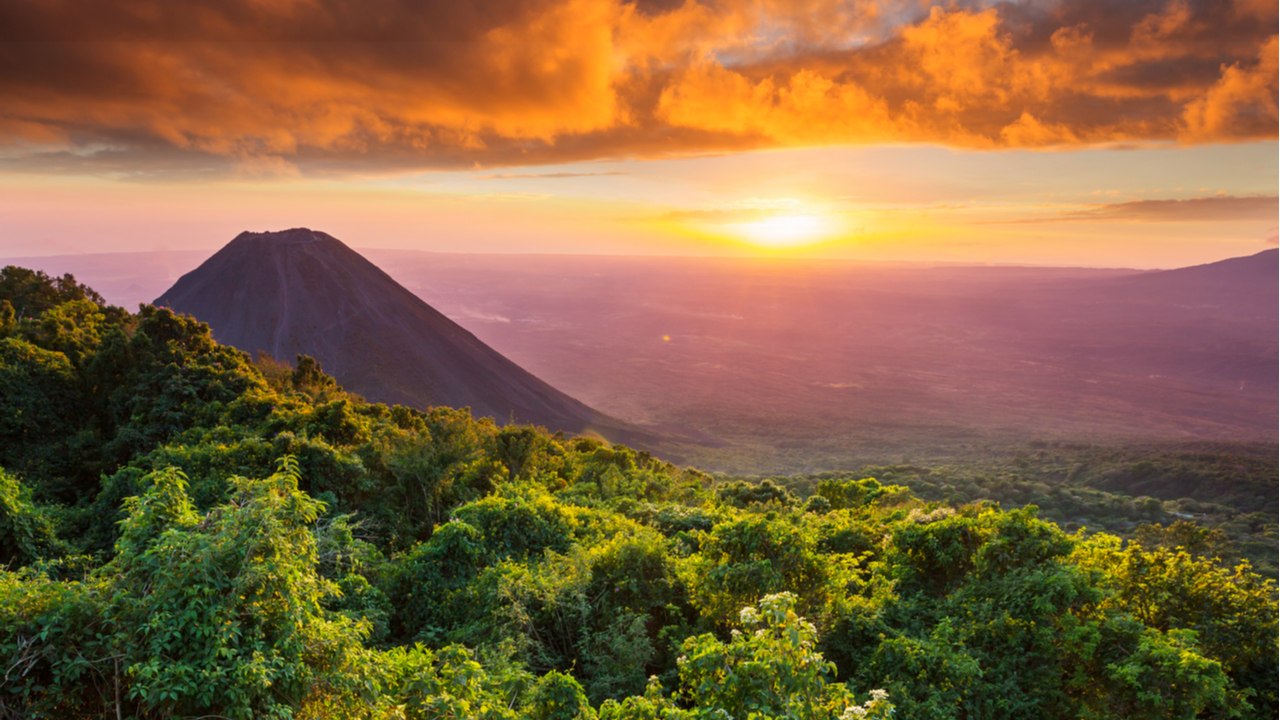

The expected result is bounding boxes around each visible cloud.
[234,155,302,179]
[1079,195,1280,221]
[479,171,627,180]
[995,195,1280,224]
[0,0,1274,176]
[1181,36,1279,141]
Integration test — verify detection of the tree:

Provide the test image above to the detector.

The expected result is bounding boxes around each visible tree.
[109,458,372,719]
[0,266,106,319]
[684,516,828,624]
[0,337,81,483]
[0,468,61,566]
[678,592,893,720]
[1074,533,1278,718]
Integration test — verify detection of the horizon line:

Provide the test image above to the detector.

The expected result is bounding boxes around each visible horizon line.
[3,244,1274,272]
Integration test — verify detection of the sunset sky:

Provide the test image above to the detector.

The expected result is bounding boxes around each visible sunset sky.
[0,0,1276,266]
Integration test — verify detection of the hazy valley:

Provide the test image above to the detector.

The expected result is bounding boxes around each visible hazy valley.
[10,245,1275,473]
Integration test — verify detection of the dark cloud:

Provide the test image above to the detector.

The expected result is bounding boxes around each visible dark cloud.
[1097,59,1226,94]
[0,0,1273,177]
[628,0,688,16]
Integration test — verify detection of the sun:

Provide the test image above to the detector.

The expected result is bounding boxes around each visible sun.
[733,213,832,248]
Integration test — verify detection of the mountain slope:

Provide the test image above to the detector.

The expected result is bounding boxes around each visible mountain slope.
[155,228,657,445]
[1093,249,1277,310]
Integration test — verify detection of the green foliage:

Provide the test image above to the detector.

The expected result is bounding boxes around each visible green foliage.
[387,519,490,643]
[685,515,828,624]
[0,337,80,481]
[0,567,112,718]
[361,406,504,544]
[890,507,989,596]
[455,487,578,560]
[99,306,265,464]
[717,478,797,508]
[597,677,692,720]
[814,476,907,510]
[379,643,526,720]
[0,299,14,334]
[1088,619,1231,720]
[869,508,1103,719]
[1132,519,1232,560]
[677,592,893,720]
[1074,533,1278,718]
[22,298,112,368]
[0,459,374,719]
[292,354,341,396]
[862,630,980,720]
[0,468,62,566]
[851,445,1279,576]
[528,671,597,720]
[0,265,106,320]
[109,458,372,719]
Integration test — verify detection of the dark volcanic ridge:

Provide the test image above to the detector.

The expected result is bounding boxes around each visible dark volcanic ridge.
[155,228,671,449]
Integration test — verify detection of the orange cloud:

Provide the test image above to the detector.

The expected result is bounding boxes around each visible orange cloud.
[1182,36,1279,141]
[0,0,1273,175]
[656,63,896,143]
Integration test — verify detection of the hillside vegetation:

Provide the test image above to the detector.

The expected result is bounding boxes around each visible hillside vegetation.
[1,266,1276,720]
[755,443,1278,578]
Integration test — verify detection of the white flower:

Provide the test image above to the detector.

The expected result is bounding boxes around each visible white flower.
[870,688,889,702]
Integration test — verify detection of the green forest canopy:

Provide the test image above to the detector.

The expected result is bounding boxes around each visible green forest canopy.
[0,265,1275,719]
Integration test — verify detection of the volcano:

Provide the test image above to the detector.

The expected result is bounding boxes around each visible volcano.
[155,228,655,444]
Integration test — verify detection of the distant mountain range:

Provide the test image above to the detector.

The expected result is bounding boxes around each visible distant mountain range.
[154,228,658,446]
